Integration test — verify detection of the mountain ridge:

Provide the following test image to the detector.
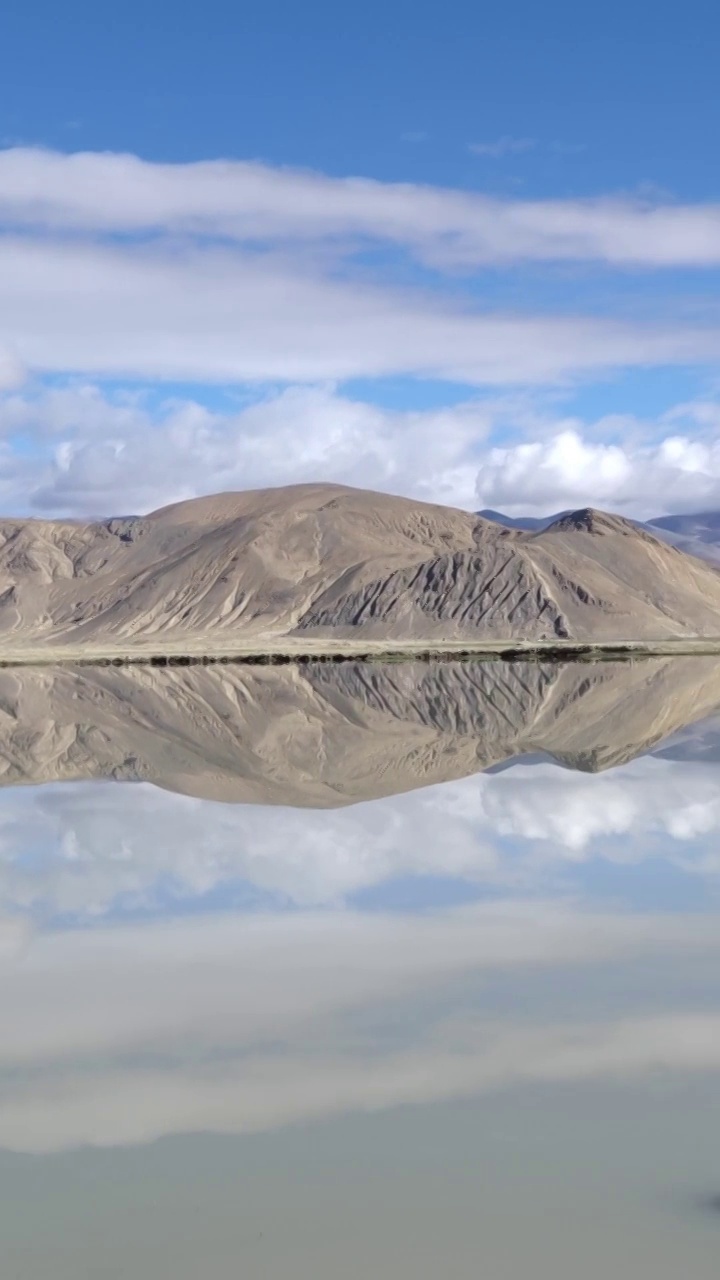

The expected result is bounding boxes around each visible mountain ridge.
[478,505,720,565]
[0,484,718,645]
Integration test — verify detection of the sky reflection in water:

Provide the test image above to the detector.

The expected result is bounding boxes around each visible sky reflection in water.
[0,665,719,1277]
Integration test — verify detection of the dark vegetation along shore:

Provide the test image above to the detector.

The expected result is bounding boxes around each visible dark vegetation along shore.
[1,639,720,669]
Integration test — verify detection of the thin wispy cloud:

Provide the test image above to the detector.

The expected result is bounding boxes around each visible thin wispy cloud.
[3,148,720,268]
[550,139,587,155]
[2,148,720,394]
[468,135,536,158]
[4,236,720,388]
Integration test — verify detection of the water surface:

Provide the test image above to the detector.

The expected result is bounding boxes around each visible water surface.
[0,659,719,1278]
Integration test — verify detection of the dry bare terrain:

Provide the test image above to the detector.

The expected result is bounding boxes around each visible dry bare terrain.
[0,484,719,653]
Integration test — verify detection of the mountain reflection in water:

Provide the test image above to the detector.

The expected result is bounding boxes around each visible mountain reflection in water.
[0,658,719,1279]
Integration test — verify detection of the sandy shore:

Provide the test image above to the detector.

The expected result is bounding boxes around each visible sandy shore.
[0,636,719,666]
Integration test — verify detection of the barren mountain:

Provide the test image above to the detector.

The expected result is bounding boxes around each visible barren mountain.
[0,657,717,805]
[0,484,719,645]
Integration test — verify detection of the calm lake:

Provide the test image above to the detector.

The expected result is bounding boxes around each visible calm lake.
[0,658,719,1278]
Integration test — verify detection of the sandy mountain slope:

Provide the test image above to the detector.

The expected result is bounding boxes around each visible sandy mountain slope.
[0,657,717,806]
[0,485,719,644]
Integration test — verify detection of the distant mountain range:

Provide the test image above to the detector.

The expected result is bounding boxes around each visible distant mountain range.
[1,484,720,647]
[478,508,720,564]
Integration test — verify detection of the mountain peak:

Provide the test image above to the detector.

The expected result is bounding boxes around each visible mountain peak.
[541,507,636,535]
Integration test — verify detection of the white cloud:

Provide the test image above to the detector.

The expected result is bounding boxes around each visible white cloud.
[7,1009,720,1155]
[0,777,497,917]
[474,415,720,519]
[2,382,720,521]
[0,346,25,391]
[2,149,720,389]
[3,146,720,268]
[0,149,719,519]
[0,382,491,515]
[3,234,720,387]
[0,916,32,961]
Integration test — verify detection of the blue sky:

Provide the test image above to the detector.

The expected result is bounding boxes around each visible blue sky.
[3,0,718,194]
[1,0,720,518]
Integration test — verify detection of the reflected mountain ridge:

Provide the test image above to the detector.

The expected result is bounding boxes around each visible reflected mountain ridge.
[0,656,718,804]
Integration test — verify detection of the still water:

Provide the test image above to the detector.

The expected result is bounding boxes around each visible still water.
[1,658,720,1278]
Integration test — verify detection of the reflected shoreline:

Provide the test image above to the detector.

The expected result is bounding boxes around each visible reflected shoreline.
[0,656,717,804]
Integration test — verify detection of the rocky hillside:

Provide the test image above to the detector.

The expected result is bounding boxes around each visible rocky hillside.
[0,484,719,644]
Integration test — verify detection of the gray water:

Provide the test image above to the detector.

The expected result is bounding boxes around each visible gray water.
[1,660,719,1278]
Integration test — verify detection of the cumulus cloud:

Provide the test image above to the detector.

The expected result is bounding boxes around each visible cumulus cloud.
[0,777,497,918]
[479,758,720,855]
[474,412,720,519]
[0,381,491,515]
[1,381,720,520]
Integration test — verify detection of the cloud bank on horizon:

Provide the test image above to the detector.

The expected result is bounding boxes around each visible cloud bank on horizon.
[1,147,720,519]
